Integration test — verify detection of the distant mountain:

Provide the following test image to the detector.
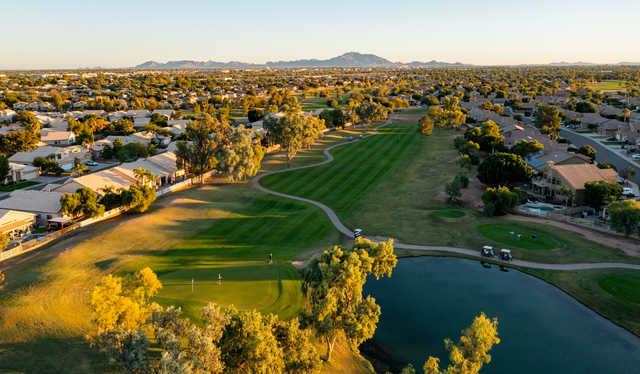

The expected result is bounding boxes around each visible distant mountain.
[134,52,467,69]
[403,60,467,68]
[135,59,261,69]
[547,61,596,66]
[265,52,393,68]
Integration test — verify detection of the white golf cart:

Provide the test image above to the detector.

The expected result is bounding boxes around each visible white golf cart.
[481,245,495,257]
[500,249,513,261]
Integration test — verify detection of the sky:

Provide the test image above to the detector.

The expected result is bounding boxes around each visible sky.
[1,0,639,69]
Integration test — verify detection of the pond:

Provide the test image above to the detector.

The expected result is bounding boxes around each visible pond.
[364,257,640,373]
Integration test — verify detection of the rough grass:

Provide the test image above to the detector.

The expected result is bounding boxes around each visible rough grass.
[598,274,640,304]
[526,268,640,336]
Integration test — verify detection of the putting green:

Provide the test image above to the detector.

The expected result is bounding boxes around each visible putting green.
[598,274,640,304]
[477,223,558,250]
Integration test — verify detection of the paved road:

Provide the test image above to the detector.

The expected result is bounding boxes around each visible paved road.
[254,124,640,271]
[560,128,640,186]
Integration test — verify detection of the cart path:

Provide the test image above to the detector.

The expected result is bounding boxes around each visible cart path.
[253,123,640,272]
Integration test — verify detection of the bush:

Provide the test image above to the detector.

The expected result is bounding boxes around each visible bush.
[482,186,519,216]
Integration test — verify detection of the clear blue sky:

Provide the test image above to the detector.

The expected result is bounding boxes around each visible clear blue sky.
[1,0,639,69]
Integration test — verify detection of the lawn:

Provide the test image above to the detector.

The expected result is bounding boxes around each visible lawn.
[525,268,640,336]
[301,97,331,111]
[0,180,39,192]
[261,112,637,264]
[590,80,627,92]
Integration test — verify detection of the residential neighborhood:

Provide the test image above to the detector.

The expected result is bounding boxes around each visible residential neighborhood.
[1,2,640,372]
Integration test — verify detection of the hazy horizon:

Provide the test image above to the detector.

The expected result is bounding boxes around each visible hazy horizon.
[2,0,639,70]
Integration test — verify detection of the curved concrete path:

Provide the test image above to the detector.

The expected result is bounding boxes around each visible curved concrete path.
[253,124,640,271]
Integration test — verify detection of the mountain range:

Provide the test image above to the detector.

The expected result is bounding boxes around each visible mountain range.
[135,52,467,69]
[135,52,640,70]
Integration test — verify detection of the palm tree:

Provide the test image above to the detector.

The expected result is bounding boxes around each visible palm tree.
[559,185,574,208]
[133,167,156,186]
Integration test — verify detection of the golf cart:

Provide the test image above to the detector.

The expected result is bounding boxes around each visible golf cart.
[500,249,513,261]
[353,228,363,239]
[481,245,495,257]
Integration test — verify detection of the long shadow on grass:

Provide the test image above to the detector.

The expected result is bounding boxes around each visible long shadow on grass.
[0,335,110,374]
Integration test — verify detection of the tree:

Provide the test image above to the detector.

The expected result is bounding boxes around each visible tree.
[608,200,640,237]
[510,139,544,157]
[584,180,622,211]
[133,167,156,186]
[319,109,346,129]
[574,101,597,113]
[265,110,325,161]
[247,108,265,123]
[534,104,561,140]
[175,117,220,182]
[446,175,467,205]
[0,155,10,184]
[121,184,156,213]
[33,156,64,175]
[577,145,596,161]
[0,232,8,252]
[420,116,434,136]
[481,186,519,216]
[477,153,532,186]
[87,268,162,371]
[464,121,504,153]
[427,96,466,129]
[60,188,105,218]
[0,129,39,156]
[423,313,500,374]
[559,185,575,207]
[219,126,265,181]
[273,318,322,374]
[220,306,285,373]
[302,238,397,361]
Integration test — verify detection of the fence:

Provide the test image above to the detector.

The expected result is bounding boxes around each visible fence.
[0,171,217,263]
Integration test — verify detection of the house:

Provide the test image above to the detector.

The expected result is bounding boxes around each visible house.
[54,167,137,195]
[126,110,151,118]
[93,131,155,153]
[0,190,65,226]
[530,163,618,205]
[9,145,89,171]
[526,150,590,171]
[152,109,174,119]
[580,113,608,129]
[40,129,76,146]
[598,119,625,138]
[0,109,17,123]
[133,117,151,129]
[0,209,37,240]
[167,119,189,136]
[117,152,184,186]
[8,162,39,183]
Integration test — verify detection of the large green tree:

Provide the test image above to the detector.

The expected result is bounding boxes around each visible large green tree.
[423,313,500,374]
[584,180,622,211]
[477,152,532,186]
[175,116,220,181]
[608,200,640,237]
[219,126,265,181]
[302,238,397,361]
[534,104,561,140]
